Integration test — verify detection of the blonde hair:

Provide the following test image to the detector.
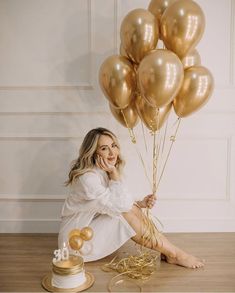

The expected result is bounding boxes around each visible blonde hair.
[65,127,125,186]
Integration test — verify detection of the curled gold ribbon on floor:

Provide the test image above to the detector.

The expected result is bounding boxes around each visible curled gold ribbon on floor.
[102,250,160,292]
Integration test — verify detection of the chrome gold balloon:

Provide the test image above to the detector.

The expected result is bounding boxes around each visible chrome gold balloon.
[181,49,201,69]
[120,43,129,59]
[69,236,84,251]
[161,0,205,58]
[109,99,139,129]
[80,227,94,241]
[99,55,136,109]
[173,66,214,117]
[69,229,81,239]
[120,8,159,64]
[148,0,178,27]
[135,94,172,131]
[138,49,183,108]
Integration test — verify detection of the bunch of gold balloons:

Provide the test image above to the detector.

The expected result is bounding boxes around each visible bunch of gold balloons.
[99,0,214,131]
[69,227,93,251]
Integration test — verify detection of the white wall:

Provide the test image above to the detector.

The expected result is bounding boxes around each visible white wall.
[0,0,234,233]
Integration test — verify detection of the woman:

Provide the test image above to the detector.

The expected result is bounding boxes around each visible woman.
[58,127,205,269]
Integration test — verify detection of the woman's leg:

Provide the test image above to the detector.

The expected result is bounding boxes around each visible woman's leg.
[122,205,205,269]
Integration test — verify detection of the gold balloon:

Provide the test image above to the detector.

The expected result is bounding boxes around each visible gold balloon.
[161,0,205,58]
[99,55,136,109]
[80,227,94,241]
[69,236,84,250]
[138,49,183,108]
[120,9,159,64]
[181,49,201,69]
[135,94,172,131]
[148,0,178,26]
[69,229,81,239]
[110,99,139,129]
[120,43,129,59]
[173,66,214,117]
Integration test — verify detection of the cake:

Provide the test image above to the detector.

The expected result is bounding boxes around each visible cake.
[51,255,86,289]
[42,254,94,292]
[42,227,95,292]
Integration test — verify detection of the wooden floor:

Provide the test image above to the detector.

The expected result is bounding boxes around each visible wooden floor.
[1,233,235,292]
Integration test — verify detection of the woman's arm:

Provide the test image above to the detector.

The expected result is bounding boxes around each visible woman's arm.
[78,171,133,216]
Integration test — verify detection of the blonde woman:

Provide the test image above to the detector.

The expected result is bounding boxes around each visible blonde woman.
[58,127,205,268]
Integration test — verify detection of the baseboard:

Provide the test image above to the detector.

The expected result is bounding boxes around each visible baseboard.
[0,219,60,233]
[0,218,235,233]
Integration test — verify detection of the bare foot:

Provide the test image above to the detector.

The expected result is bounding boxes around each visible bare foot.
[165,251,205,269]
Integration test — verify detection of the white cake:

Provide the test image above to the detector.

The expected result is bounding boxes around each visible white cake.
[52,255,86,289]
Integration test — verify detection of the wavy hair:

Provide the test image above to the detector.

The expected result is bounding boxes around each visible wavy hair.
[65,127,125,186]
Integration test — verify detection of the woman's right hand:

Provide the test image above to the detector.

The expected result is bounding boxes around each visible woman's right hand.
[95,155,120,181]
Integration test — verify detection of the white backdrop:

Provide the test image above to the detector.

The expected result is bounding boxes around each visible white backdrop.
[0,0,234,232]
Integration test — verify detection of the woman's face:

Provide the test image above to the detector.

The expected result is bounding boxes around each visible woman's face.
[96,135,120,166]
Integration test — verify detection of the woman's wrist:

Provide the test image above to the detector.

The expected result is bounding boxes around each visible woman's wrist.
[108,169,120,181]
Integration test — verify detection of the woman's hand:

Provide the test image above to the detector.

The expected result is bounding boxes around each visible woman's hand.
[95,155,120,181]
[136,194,156,209]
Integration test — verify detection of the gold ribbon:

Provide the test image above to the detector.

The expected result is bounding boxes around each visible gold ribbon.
[156,117,181,190]
[102,250,160,292]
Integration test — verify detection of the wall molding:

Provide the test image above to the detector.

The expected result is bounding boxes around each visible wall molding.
[0,194,66,202]
[0,111,109,116]
[0,0,93,90]
[0,193,229,202]
[0,133,230,140]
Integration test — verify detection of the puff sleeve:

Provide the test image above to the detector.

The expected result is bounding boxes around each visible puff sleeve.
[78,171,134,216]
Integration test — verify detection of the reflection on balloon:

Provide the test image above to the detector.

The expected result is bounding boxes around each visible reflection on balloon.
[79,242,93,256]
[161,0,205,58]
[138,49,183,108]
[148,0,178,27]
[110,99,139,129]
[120,8,159,64]
[135,94,172,131]
[99,55,136,109]
[173,66,214,117]
[120,43,129,59]
[181,49,201,69]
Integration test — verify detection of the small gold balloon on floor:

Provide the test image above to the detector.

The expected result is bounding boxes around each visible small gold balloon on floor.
[69,235,84,251]
[110,99,139,129]
[135,95,172,131]
[173,66,214,117]
[181,49,201,69]
[148,0,178,27]
[80,227,94,241]
[99,55,136,109]
[161,0,205,58]
[138,49,183,108]
[69,229,81,238]
[120,8,159,64]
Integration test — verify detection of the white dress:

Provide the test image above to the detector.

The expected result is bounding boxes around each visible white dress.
[58,166,136,262]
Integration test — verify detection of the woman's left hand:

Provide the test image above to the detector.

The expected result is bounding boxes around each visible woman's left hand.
[137,194,157,209]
